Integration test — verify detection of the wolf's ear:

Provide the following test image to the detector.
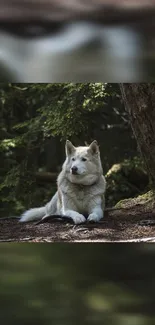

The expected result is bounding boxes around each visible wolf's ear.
[88,140,99,155]
[65,140,75,156]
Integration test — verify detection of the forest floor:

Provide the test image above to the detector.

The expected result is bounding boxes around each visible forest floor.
[1,200,155,242]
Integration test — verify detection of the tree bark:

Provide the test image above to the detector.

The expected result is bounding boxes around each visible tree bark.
[120,83,155,186]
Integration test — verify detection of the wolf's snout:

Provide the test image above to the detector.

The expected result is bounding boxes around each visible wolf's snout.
[71,166,78,175]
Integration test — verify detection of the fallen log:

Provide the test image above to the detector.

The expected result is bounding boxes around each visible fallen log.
[34,171,57,183]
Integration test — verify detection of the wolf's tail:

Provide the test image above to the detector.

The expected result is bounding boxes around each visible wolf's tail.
[19,207,46,222]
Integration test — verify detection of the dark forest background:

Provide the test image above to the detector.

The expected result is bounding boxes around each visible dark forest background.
[0,83,149,217]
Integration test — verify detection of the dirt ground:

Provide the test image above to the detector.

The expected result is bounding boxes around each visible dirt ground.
[1,206,155,242]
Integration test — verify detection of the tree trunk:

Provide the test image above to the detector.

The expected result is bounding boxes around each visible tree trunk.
[119,83,155,187]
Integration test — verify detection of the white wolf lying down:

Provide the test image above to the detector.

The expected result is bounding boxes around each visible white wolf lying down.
[20,140,106,224]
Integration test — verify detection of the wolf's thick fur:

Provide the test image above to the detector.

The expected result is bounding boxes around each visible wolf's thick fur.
[20,140,106,224]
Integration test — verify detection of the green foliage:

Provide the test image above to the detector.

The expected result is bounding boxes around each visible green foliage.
[26,83,109,139]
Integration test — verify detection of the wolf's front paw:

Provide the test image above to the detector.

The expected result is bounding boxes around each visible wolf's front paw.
[71,213,86,225]
[87,213,102,223]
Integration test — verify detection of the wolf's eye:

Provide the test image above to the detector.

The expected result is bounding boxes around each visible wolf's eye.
[72,158,75,161]
[81,158,87,162]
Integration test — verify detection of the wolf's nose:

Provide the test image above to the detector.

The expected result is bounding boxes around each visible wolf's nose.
[71,166,78,174]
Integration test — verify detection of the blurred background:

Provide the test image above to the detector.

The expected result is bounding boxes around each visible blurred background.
[0,244,155,325]
[0,83,149,217]
[0,0,155,81]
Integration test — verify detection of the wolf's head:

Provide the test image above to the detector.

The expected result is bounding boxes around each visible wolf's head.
[63,140,103,185]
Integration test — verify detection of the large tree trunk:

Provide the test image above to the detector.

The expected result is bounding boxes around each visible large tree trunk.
[120,83,155,187]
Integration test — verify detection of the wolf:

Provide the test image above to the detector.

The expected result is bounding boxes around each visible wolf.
[20,140,106,224]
